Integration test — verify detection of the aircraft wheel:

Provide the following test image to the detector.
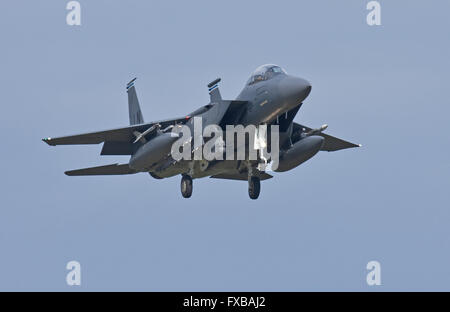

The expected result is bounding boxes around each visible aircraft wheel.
[181,175,193,198]
[248,176,260,200]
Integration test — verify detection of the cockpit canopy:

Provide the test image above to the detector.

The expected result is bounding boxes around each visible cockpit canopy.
[246,64,287,86]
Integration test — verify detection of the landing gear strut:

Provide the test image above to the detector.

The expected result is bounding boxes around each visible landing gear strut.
[181,174,193,198]
[248,176,261,200]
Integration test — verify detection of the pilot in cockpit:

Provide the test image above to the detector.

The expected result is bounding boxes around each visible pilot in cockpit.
[246,64,287,85]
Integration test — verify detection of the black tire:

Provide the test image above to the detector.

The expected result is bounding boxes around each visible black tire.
[181,175,193,198]
[248,176,260,200]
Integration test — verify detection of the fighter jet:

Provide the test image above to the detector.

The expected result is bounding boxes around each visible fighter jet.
[43,64,360,199]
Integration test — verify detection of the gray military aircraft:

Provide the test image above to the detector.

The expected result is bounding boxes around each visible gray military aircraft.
[43,64,360,199]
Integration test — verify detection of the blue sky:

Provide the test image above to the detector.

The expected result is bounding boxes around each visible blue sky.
[0,0,449,291]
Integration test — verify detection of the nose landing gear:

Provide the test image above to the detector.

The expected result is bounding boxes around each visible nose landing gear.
[248,176,261,200]
[181,174,193,198]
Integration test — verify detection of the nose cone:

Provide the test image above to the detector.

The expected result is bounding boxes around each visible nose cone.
[279,76,312,107]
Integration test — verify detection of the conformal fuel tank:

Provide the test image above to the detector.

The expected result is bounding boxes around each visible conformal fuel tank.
[274,135,324,172]
[129,133,179,171]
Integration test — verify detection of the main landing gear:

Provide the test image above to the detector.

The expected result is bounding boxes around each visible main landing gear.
[180,174,193,198]
[180,173,261,200]
[248,176,261,200]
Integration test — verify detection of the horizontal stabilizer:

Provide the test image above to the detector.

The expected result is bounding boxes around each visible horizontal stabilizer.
[210,172,273,181]
[65,163,137,176]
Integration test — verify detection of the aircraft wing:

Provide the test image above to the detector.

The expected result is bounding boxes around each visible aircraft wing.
[293,122,361,152]
[42,117,188,146]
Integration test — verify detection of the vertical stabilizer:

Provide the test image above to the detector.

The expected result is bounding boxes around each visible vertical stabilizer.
[126,78,144,125]
[208,78,222,103]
